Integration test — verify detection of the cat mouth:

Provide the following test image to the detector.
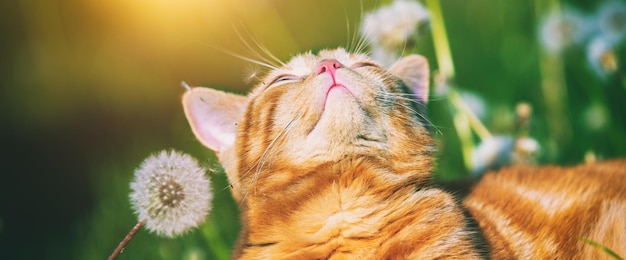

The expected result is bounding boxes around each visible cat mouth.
[322,83,359,116]
[326,84,350,96]
[305,82,360,136]
[324,83,356,104]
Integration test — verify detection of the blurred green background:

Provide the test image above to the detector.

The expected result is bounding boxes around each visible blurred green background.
[0,0,624,259]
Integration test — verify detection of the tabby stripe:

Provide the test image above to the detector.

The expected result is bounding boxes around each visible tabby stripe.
[238,98,255,180]
[261,91,280,164]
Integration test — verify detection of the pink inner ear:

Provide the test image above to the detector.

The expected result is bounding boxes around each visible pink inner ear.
[389,55,430,104]
[411,79,429,104]
[182,87,247,153]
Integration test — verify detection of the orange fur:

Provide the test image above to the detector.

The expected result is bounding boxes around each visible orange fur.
[183,48,626,259]
[464,160,626,259]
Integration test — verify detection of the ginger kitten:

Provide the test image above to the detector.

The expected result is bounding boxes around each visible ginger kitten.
[182,48,626,259]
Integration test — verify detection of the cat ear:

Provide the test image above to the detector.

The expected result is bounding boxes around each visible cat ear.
[182,86,247,154]
[389,55,430,104]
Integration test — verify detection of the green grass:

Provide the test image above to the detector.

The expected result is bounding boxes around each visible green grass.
[580,237,625,260]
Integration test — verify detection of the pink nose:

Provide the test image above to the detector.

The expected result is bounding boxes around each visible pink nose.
[316,59,343,75]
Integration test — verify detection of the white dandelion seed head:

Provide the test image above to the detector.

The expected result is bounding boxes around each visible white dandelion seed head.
[596,0,626,43]
[369,46,401,68]
[539,7,592,54]
[361,0,429,63]
[130,150,212,238]
[586,35,618,78]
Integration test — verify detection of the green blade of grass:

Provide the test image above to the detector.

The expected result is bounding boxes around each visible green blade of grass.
[579,236,624,260]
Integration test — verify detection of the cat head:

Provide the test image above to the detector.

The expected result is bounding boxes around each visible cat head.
[183,48,433,202]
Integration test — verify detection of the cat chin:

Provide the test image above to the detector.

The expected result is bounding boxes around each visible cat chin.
[323,86,358,112]
[288,124,386,165]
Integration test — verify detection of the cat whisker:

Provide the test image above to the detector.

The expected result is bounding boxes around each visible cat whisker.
[255,114,300,173]
[390,92,447,103]
[353,0,372,55]
[344,0,369,56]
[247,117,299,201]
[380,92,444,136]
[233,24,285,68]
[240,113,301,203]
[201,24,282,72]
[353,32,370,56]
[344,8,355,53]
[205,42,279,71]
[354,24,373,56]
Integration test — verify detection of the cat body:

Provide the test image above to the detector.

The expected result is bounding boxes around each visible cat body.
[182,48,626,259]
[465,160,626,259]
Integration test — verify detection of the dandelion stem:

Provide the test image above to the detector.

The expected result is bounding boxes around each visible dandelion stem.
[201,221,231,260]
[427,0,492,171]
[426,0,454,78]
[535,0,571,159]
[453,113,474,171]
[449,88,492,140]
[108,220,145,260]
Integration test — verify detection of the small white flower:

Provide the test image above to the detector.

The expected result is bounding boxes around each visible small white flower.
[471,135,515,175]
[361,0,430,65]
[596,0,626,43]
[512,137,540,166]
[130,150,212,238]
[515,137,540,155]
[539,7,592,54]
[471,135,541,175]
[584,150,598,164]
[516,102,533,121]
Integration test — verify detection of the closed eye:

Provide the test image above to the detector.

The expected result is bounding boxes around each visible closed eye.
[351,62,379,69]
[268,75,300,86]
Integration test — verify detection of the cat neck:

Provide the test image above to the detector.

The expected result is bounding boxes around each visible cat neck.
[233,156,478,259]
[234,157,431,248]
[240,155,433,210]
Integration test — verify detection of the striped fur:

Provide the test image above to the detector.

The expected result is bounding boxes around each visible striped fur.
[183,48,626,259]
[464,160,626,259]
